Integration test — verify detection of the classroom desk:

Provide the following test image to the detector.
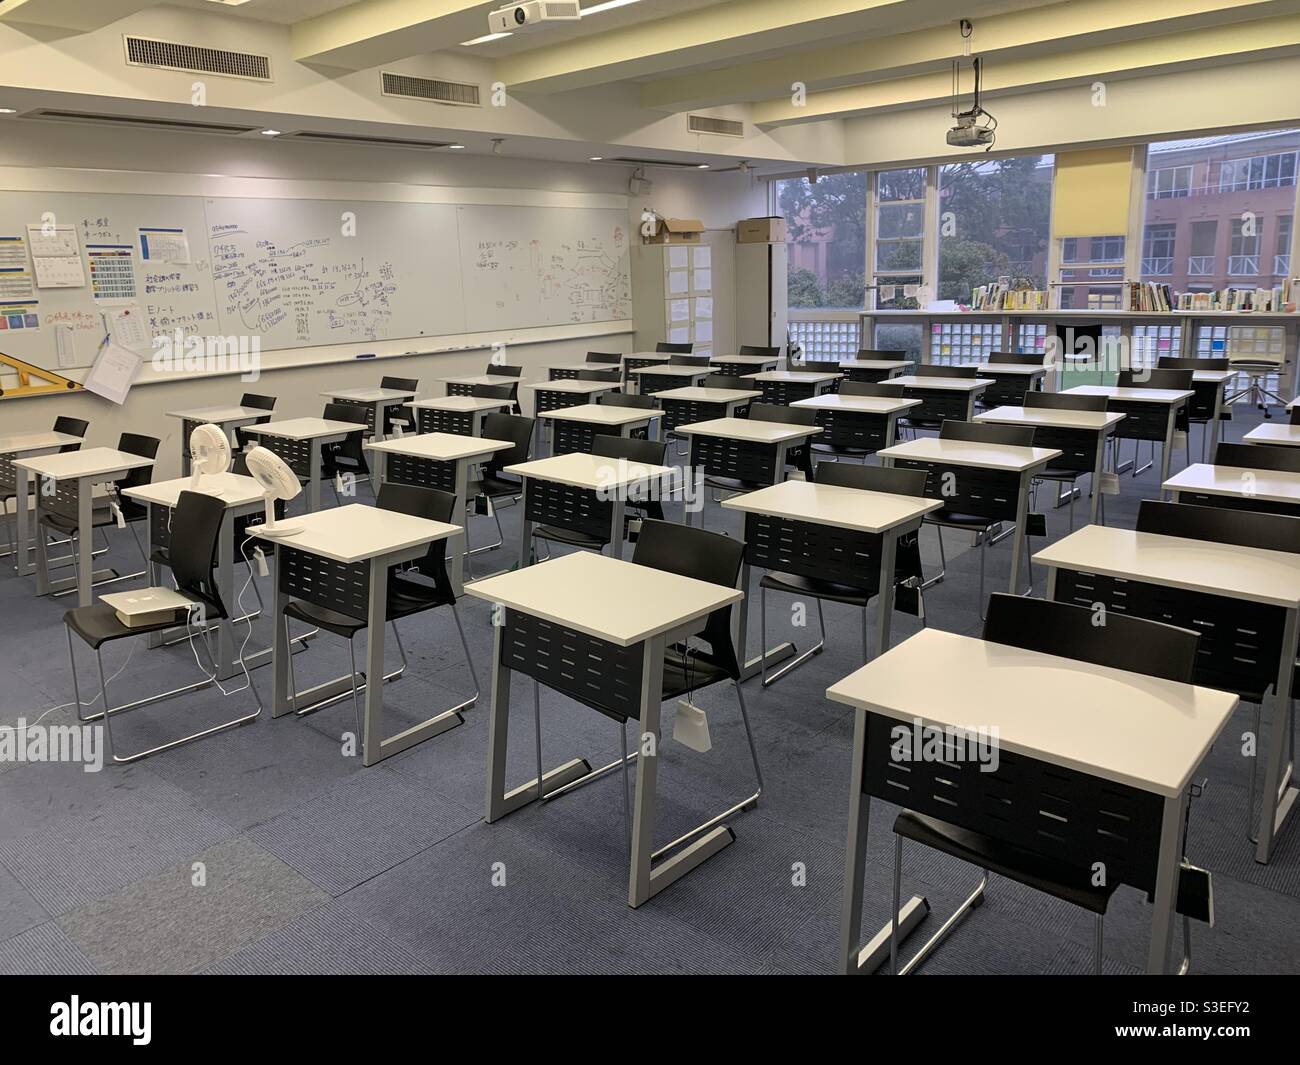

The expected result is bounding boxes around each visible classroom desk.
[709,353,781,374]
[655,385,761,434]
[629,363,713,395]
[366,432,514,595]
[14,447,157,607]
[745,369,842,404]
[546,361,603,381]
[722,480,939,680]
[321,386,418,484]
[974,363,1049,407]
[791,393,919,455]
[620,352,670,388]
[837,358,909,384]
[465,550,743,907]
[877,436,1060,595]
[166,405,265,477]
[891,375,992,423]
[1164,463,1300,517]
[676,417,823,527]
[1035,524,1300,864]
[441,373,520,397]
[257,503,462,766]
[1060,385,1193,495]
[829,628,1238,975]
[123,472,265,680]
[521,378,620,416]
[243,417,364,513]
[410,395,510,437]
[1244,423,1300,448]
[504,450,677,567]
[537,402,662,455]
[0,430,82,578]
[974,405,1125,524]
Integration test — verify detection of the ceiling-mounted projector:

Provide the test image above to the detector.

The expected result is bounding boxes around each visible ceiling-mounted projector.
[489,1,581,34]
[946,54,997,151]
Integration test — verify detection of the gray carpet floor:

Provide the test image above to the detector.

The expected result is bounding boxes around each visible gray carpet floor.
[1,402,1298,975]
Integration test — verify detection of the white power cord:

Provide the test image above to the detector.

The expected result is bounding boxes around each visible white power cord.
[180,532,260,696]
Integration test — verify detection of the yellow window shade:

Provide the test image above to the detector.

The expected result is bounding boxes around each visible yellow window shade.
[1052,147,1134,239]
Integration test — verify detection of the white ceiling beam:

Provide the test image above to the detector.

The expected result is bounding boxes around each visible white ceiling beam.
[0,0,156,32]
[291,0,485,70]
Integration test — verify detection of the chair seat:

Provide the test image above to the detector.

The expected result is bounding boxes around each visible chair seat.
[41,501,116,534]
[533,523,609,549]
[893,810,1118,915]
[760,570,875,607]
[926,510,999,531]
[703,474,768,494]
[65,600,217,650]
[468,474,522,500]
[1036,465,1087,482]
[812,442,870,456]
[284,574,451,638]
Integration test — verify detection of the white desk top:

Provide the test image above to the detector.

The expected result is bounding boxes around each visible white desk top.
[14,446,155,480]
[124,472,264,509]
[548,361,609,373]
[622,352,671,363]
[711,354,780,366]
[655,386,761,403]
[792,393,920,416]
[366,432,513,462]
[321,387,416,403]
[166,404,264,423]
[523,379,619,394]
[1245,424,1300,447]
[505,450,676,491]
[675,417,823,444]
[879,435,1060,472]
[629,364,711,378]
[975,405,1125,431]
[1193,370,1235,384]
[722,480,939,533]
[977,363,1048,376]
[411,395,510,412]
[1034,525,1300,609]
[246,417,364,440]
[464,550,741,648]
[539,403,660,425]
[826,629,1238,797]
[746,369,842,383]
[893,375,992,392]
[251,502,458,564]
[1164,463,1300,505]
[0,430,82,455]
[1062,385,1194,404]
[443,374,520,387]
[837,358,910,371]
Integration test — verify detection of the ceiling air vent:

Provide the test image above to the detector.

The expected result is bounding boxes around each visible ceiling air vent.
[381,72,480,107]
[23,109,261,136]
[610,156,707,170]
[688,115,744,138]
[283,131,453,150]
[124,36,272,81]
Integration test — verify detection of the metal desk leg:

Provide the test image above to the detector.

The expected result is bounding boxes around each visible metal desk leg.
[519,479,532,569]
[146,505,165,650]
[608,496,626,561]
[1212,383,1225,458]
[1159,406,1178,498]
[271,553,294,718]
[871,532,899,659]
[308,443,322,513]
[1089,430,1106,525]
[76,476,93,608]
[34,479,50,594]
[1008,470,1031,595]
[1255,607,1299,863]
[1147,788,1190,974]
[370,401,386,485]
[14,466,32,577]
[450,458,468,595]
[215,509,236,679]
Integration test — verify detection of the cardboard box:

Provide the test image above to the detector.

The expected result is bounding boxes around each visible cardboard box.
[645,217,704,245]
[737,216,787,243]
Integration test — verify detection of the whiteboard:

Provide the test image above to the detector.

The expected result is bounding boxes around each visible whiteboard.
[458,206,631,331]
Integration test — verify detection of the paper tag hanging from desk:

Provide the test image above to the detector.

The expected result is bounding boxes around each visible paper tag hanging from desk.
[1099,472,1120,495]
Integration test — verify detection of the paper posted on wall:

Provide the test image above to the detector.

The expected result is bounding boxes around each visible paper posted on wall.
[83,342,143,405]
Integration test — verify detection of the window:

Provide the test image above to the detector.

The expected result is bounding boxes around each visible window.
[1276,215,1293,277]
[1142,224,1175,275]
[873,167,926,308]
[936,154,1053,302]
[1147,165,1191,199]
[1229,217,1261,275]
[1188,221,1217,275]
[1058,235,1126,308]
[776,171,868,310]
[1216,152,1298,192]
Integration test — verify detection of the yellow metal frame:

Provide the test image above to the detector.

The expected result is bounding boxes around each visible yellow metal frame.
[0,351,82,399]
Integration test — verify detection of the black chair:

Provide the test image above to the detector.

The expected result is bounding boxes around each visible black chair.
[63,490,260,763]
[656,342,693,354]
[281,483,478,738]
[577,367,620,383]
[52,416,90,452]
[542,519,762,858]
[915,364,977,378]
[1213,441,1300,473]
[702,373,750,391]
[977,352,1046,408]
[885,593,1202,975]
[486,364,523,413]
[1117,367,1194,475]
[587,352,621,364]
[321,402,370,503]
[668,354,702,367]
[900,364,978,436]
[757,463,928,686]
[465,413,534,560]
[597,391,659,439]
[857,348,907,360]
[234,394,275,450]
[738,344,781,357]
[1023,391,1111,532]
[750,403,816,480]
[531,435,667,560]
[1160,357,1230,462]
[840,380,905,398]
[381,375,419,436]
[471,382,516,403]
[925,420,1038,616]
[1291,406,1300,426]
[3,417,88,566]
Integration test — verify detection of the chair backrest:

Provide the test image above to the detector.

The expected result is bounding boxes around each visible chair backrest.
[1213,441,1300,474]
[322,401,369,464]
[840,381,905,398]
[380,376,418,392]
[915,363,977,378]
[376,482,456,591]
[586,351,621,364]
[984,593,1199,683]
[656,342,693,354]
[591,433,667,466]
[985,352,1046,366]
[598,391,657,410]
[738,344,781,357]
[239,393,276,412]
[1292,406,1300,426]
[481,412,534,471]
[815,461,926,496]
[668,354,702,366]
[749,402,817,426]
[631,519,743,679]
[1024,391,1108,412]
[702,373,749,391]
[471,382,516,401]
[115,433,160,493]
[323,401,369,425]
[1158,357,1229,371]
[577,367,620,382]
[489,364,523,378]
[939,419,1036,447]
[1117,368,1193,391]
[169,490,229,617]
[856,348,907,360]
[1137,499,1300,554]
[52,416,89,453]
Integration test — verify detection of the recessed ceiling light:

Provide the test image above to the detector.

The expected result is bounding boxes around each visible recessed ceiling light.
[582,0,643,14]
[0,108,16,115]
[697,164,710,169]
[589,156,604,161]
[260,129,281,136]
[461,31,512,45]
[205,0,253,6]
[448,144,465,150]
